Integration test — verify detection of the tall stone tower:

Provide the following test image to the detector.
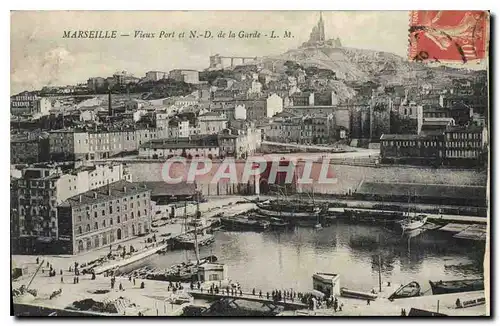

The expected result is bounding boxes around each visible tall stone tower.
[318,11,325,42]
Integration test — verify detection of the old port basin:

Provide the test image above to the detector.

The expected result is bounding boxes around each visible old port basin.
[10,12,489,315]
[12,159,488,317]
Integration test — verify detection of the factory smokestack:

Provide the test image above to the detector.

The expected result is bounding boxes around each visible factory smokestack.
[108,88,113,117]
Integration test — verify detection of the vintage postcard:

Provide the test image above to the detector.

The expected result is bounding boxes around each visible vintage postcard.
[10,10,490,317]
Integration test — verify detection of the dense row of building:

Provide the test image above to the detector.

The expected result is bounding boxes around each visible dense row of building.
[380,125,488,166]
[10,162,134,254]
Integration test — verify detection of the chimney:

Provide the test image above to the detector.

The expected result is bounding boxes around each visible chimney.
[94,192,98,199]
[79,195,82,202]
[123,186,127,192]
[108,89,113,117]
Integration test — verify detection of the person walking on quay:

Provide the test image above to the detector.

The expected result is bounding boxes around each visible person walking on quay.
[333,300,338,312]
[266,292,269,300]
[239,289,242,296]
[252,288,256,296]
[119,283,123,291]
[259,290,262,298]
[111,277,115,289]
[366,299,370,305]
[129,275,132,282]
[61,276,64,284]
[339,303,343,312]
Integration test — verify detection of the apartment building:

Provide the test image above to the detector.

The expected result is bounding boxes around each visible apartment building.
[57,180,151,254]
[11,162,131,254]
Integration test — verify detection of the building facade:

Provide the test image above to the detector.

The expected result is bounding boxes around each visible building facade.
[145,71,168,81]
[11,92,52,116]
[139,138,221,159]
[11,163,131,253]
[57,180,152,254]
[197,112,228,135]
[48,127,163,161]
[444,125,488,165]
[169,69,200,84]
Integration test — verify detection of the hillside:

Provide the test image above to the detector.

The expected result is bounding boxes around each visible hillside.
[261,44,484,93]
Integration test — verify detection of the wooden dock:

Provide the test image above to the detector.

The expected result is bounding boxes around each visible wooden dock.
[439,223,487,241]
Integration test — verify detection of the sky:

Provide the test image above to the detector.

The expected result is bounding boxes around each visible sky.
[11,11,413,94]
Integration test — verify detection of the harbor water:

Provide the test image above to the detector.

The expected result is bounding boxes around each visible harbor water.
[118,220,485,293]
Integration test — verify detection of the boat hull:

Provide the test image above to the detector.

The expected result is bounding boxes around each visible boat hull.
[388,281,421,300]
[340,288,377,300]
[220,218,269,231]
[429,279,484,295]
[256,207,321,218]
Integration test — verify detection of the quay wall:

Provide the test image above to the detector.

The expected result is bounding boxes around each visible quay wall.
[13,303,111,317]
[124,161,487,195]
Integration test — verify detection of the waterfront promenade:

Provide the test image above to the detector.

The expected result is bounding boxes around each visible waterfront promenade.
[12,198,255,277]
[188,290,308,311]
[12,272,190,316]
[279,290,487,317]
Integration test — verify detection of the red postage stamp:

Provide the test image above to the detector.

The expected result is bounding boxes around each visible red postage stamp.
[408,10,489,63]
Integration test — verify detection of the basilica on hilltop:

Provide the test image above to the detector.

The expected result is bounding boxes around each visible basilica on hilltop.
[300,12,342,48]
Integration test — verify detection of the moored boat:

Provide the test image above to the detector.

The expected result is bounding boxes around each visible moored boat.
[256,200,322,219]
[220,216,270,231]
[388,281,422,300]
[173,233,215,249]
[344,208,404,224]
[268,217,291,230]
[429,278,484,295]
[397,215,428,232]
[340,287,378,300]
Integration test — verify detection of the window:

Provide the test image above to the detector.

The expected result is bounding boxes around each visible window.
[130,202,134,209]
[117,216,121,223]
[137,211,140,217]
[94,211,98,218]
[102,220,106,228]
[131,212,134,219]
[102,210,105,216]
[78,226,82,235]
[109,206,113,214]
[110,218,113,225]
[94,222,98,230]
[86,224,90,232]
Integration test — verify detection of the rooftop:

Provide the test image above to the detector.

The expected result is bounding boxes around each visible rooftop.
[380,134,429,141]
[64,180,150,207]
[446,125,485,133]
[133,181,196,197]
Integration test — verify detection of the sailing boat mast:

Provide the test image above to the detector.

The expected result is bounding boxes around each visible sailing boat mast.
[184,200,188,262]
[193,192,201,283]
